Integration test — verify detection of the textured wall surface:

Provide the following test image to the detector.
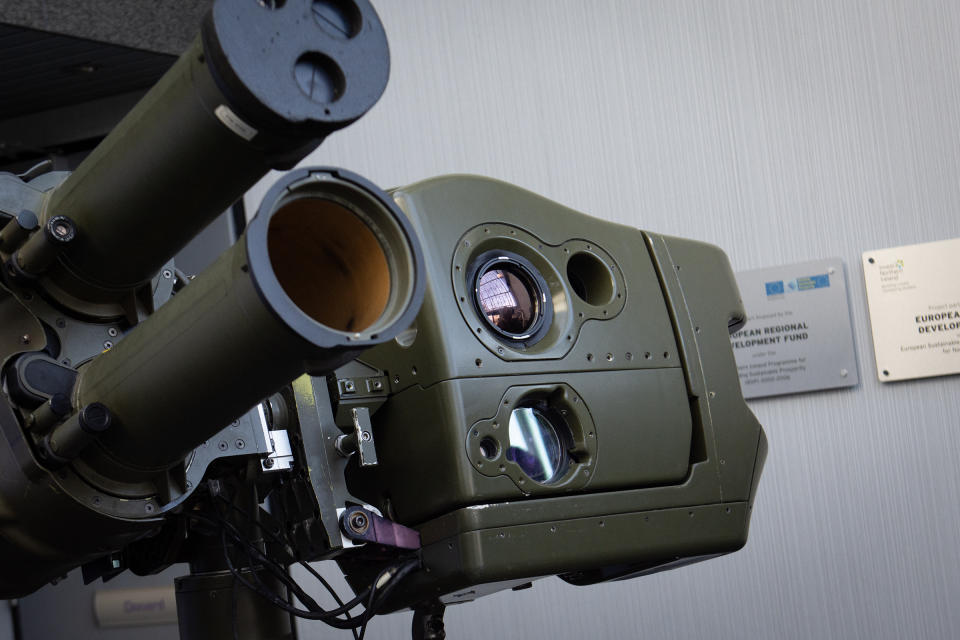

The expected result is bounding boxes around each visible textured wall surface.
[245,1,960,639]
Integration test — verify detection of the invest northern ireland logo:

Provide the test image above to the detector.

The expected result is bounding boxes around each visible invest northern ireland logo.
[765,273,830,297]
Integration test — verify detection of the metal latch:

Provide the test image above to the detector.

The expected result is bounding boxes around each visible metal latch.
[334,406,378,466]
[339,506,420,549]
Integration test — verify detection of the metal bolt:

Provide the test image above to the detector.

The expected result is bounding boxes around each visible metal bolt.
[218,441,228,451]
[20,334,30,344]
[371,380,383,391]
[361,430,371,442]
[103,340,113,349]
[840,368,849,377]
[144,503,155,514]
[347,511,369,534]
[107,327,118,337]
[52,223,70,238]
[343,380,355,392]
[235,439,245,449]
[263,457,275,469]
[162,269,172,279]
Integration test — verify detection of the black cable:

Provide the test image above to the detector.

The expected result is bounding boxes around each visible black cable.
[210,503,331,617]
[212,509,384,628]
[215,494,359,625]
[214,494,371,640]
[10,599,23,640]
[232,572,240,640]
[357,572,380,640]
[185,498,419,634]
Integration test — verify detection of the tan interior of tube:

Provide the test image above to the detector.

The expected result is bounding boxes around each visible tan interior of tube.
[267,198,391,332]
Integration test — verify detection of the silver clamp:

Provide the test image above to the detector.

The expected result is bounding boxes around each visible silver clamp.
[334,406,378,466]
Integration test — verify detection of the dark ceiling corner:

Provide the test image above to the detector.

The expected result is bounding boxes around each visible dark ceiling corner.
[0,23,178,168]
[0,1,212,170]
[0,0,212,55]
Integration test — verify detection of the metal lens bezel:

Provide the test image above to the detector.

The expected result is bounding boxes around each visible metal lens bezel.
[506,402,574,485]
[469,251,552,347]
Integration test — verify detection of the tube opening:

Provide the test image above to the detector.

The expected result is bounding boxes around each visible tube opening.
[267,198,390,333]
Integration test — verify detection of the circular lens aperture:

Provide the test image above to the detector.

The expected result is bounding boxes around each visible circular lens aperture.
[506,406,569,484]
[475,260,541,338]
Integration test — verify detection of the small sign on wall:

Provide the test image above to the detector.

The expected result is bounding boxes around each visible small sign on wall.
[862,237,960,382]
[730,258,859,399]
[94,586,177,628]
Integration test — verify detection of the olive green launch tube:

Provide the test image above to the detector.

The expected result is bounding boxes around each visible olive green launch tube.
[72,168,424,480]
[42,0,391,299]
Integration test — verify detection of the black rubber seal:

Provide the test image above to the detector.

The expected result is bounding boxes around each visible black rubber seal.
[245,166,425,350]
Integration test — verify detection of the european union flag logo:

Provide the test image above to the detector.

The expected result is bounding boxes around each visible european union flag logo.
[765,281,785,296]
[792,274,830,291]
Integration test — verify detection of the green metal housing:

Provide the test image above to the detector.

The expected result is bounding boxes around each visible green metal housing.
[339,176,766,607]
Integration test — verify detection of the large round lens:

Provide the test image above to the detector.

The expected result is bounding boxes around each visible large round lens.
[475,261,541,338]
[506,406,569,484]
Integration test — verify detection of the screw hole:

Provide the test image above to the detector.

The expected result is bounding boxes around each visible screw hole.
[479,437,499,460]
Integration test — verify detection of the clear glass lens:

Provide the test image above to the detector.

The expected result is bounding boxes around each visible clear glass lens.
[476,265,538,336]
[506,406,568,484]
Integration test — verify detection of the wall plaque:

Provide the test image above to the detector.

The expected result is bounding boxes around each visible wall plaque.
[730,258,859,399]
[862,237,960,382]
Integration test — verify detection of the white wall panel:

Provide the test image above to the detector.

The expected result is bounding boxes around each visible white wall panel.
[263,2,960,639]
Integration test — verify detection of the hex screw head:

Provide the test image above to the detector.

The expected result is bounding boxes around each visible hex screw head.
[348,511,369,534]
